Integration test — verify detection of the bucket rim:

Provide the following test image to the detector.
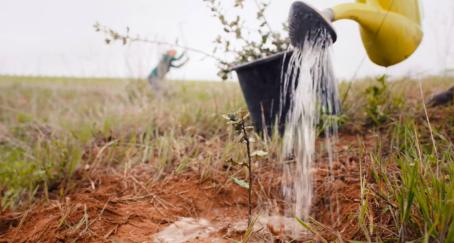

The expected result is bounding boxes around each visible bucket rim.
[230,50,294,72]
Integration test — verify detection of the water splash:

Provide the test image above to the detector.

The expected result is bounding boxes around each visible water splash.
[280,30,339,221]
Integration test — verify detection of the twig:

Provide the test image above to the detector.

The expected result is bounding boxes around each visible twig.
[111,193,158,203]
[240,115,253,226]
[223,111,255,226]
[418,80,439,176]
[94,23,227,64]
[253,0,273,32]
[88,199,111,227]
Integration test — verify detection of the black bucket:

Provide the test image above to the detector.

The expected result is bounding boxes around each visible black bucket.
[232,51,294,134]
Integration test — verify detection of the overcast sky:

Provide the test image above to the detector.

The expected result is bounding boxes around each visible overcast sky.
[0,0,453,80]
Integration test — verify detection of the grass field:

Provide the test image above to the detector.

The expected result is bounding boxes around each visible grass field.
[0,75,453,242]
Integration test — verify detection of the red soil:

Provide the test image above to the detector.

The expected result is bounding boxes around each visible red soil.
[0,134,380,242]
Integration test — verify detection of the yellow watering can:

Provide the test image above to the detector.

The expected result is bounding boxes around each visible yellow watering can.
[289,0,423,67]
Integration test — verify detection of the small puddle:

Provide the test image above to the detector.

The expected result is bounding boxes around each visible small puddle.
[153,217,220,243]
[153,216,311,242]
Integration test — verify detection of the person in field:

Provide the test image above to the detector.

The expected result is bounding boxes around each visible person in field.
[148,49,188,91]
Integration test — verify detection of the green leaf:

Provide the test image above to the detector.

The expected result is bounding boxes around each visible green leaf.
[231,176,249,189]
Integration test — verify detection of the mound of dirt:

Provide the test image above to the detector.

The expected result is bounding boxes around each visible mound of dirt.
[1,134,380,242]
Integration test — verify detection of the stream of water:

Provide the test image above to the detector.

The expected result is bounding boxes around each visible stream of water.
[280,30,340,222]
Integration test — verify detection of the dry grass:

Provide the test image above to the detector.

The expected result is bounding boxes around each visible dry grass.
[0,76,258,209]
[1,75,454,242]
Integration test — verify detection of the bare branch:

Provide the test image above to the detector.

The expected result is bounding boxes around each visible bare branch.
[94,23,227,64]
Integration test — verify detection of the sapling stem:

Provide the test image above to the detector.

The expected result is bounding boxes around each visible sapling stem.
[223,111,254,227]
[240,115,253,226]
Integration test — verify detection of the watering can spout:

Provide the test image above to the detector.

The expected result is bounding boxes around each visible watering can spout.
[289,0,423,67]
[288,2,337,48]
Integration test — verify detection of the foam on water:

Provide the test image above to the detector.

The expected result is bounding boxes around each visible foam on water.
[280,30,339,221]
